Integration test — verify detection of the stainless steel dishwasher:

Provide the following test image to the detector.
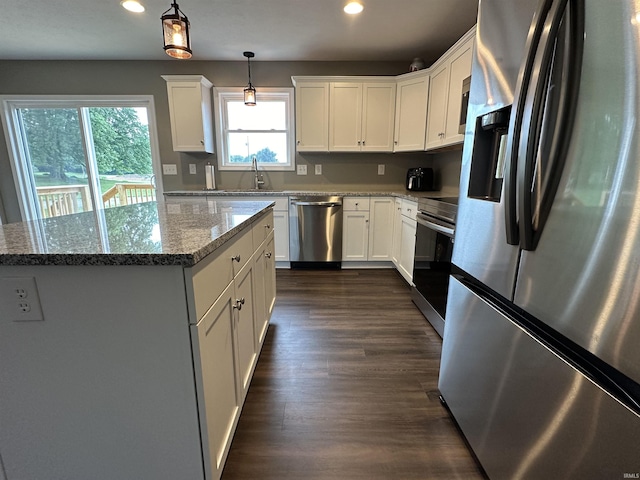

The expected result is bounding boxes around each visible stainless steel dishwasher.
[289,195,343,268]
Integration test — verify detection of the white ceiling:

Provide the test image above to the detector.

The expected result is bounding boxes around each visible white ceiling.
[2,0,478,64]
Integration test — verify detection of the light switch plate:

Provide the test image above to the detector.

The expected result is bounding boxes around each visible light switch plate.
[163,164,178,175]
[378,164,385,175]
[297,165,308,175]
[315,164,322,175]
[189,164,197,175]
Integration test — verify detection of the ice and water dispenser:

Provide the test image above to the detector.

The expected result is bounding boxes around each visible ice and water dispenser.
[467,106,511,202]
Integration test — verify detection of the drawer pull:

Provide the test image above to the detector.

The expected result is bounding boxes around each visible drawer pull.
[265,224,271,229]
[233,298,245,311]
[265,252,272,259]
[232,254,241,263]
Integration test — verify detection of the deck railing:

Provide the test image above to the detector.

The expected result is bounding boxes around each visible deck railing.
[36,185,91,218]
[37,183,156,218]
[102,183,156,208]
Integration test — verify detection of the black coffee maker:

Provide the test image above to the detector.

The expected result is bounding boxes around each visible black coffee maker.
[406,167,434,191]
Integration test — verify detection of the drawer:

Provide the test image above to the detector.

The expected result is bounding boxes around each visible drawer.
[190,225,254,321]
[401,199,417,220]
[252,210,274,249]
[343,197,370,211]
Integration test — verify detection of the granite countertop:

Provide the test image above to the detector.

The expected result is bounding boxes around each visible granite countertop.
[164,189,459,202]
[0,198,274,267]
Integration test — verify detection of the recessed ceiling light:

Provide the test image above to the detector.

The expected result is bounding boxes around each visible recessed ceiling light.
[344,2,363,15]
[121,0,145,13]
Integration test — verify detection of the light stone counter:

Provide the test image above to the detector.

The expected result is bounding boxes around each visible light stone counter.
[0,198,273,266]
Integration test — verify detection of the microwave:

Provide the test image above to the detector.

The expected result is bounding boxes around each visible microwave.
[458,76,471,134]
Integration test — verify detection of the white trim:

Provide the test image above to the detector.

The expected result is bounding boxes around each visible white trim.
[0,95,163,221]
[213,87,295,172]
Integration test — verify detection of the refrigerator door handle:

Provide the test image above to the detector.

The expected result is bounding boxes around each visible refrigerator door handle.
[503,0,554,246]
[518,0,584,251]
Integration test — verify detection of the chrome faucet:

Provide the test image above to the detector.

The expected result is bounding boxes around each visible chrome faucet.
[251,156,265,190]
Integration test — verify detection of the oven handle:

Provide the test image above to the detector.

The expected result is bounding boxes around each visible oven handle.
[416,212,455,238]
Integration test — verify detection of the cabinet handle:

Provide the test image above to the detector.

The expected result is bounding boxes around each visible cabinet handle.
[265,252,272,258]
[200,140,204,144]
[232,254,241,262]
[265,224,271,229]
[394,140,398,144]
[362,141,365,146]
[233,297,246,311]
[297,140,301,145]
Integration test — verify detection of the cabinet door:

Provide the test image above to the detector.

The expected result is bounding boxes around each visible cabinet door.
[252,246,267,347]
[398,215,417,285]
[343,210,370,260]
[264,234,276,321]
[443,39,473,144]
[191,283,238,479]
[391,199,403,266]
[425,63,449,150]
[295,82,329,152]
[329,82,362,152]
[361,83,396,152]
[394,74,430,152]
[234,259,257,400]
[165,79,214,153]
[273,210,289,261]
[368,197,394,260]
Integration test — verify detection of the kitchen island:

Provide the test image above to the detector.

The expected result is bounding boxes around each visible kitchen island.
[0,198,276,480]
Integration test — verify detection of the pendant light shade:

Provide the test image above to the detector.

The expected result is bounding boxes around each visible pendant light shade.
[161,1,192,59]
[243,51,257,106]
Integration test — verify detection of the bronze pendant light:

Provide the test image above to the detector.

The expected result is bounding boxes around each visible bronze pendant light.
[243,51,257,106]
[161,1,192,59]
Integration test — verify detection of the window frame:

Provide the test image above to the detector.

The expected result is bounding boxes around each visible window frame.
[213,87,295,171]
[0,95,163,222]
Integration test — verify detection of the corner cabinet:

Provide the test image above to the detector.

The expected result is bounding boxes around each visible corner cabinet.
[329,81,396,152]
[292,80,329,152]
[392,198,417,285]
[425,29,475,150]
[162,75,215,153]
[393,71,430,152]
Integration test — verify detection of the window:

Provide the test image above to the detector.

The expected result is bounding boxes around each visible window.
[214,88,295,171]
[0,96,162,221]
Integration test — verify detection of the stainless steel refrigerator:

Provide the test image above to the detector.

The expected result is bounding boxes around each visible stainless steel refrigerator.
[438,0,640,478]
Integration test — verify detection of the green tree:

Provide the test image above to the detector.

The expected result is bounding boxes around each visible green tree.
[89,107,152,175]
[20,106,152,180]
[22,108,84,180]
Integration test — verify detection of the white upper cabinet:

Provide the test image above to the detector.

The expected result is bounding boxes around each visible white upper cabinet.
[329,81,396,152]
[293,81,329,152]
[393,71,430,152]
[162,75,214,153]
[425,31,475,150]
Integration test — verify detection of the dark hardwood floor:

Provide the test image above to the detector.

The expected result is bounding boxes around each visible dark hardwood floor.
[222,269,485,480]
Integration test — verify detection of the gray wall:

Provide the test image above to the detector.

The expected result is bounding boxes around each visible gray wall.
[0,60,461,223]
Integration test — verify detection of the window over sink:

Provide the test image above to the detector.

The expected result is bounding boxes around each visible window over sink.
[214,87,295,171]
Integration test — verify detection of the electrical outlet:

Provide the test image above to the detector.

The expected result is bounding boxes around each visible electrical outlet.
[0,277,44,322]
[315,164,322,175]
[297,164,308,175]
[378,164,385,175]
[189,164,197,175]
[162,164,178,175]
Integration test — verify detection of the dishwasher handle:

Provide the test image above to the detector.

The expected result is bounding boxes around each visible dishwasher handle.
[290,201,342,207]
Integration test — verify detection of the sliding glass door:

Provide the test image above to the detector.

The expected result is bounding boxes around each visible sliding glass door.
[1,97,161,221]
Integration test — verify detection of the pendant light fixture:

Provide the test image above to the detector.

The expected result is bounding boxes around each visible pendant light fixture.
[243,51,257,106]
[161,1,192,59]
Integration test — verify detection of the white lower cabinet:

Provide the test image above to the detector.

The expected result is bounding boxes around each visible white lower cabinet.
[191,283,239,479]
[343,210,370,260]
[368,197,394,260]
[189,210,275,480]
[342,196,394,265]
[392,198,417,285]
[237,196,289,262]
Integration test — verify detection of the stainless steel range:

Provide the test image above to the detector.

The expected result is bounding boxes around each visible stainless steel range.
[411,196,457,337]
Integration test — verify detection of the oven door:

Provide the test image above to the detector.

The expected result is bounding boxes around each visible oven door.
[412,212,455,337]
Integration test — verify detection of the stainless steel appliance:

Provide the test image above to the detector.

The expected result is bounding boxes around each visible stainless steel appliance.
[411,197,457,337]
[406,167,434,191]
[289,195,343,268]
[439,0,640,478]
[458,76,471,134]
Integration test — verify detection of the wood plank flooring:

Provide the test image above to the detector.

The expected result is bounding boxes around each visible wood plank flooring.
[222,269,486,480]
